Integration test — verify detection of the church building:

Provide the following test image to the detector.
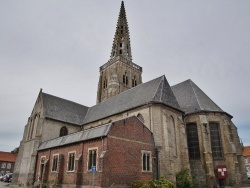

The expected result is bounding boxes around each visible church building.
[13,1,246,187]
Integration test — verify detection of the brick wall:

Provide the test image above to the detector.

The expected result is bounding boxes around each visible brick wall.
[35,116,156,187]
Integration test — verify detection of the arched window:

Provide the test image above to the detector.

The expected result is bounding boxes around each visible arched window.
[60,126,68,137]
[137,114,144,123]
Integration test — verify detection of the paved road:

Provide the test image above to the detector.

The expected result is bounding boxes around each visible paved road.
[0,181,10,188]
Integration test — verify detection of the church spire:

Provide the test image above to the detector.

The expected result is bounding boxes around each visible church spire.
[110,1,132,61]
[97,1,142,104]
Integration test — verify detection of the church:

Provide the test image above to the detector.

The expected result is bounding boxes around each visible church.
[13,1,246,187]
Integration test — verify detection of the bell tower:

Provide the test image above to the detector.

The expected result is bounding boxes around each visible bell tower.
[97,1,142,103]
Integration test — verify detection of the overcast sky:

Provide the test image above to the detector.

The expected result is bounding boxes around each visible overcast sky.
[0,0,250,152]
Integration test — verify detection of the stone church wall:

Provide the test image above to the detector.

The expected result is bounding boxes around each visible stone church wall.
[41,119,81,142]
[150,104,190,182]
[185,112,245,185]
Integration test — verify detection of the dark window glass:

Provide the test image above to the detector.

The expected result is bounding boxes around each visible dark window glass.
[186,123,200,159]
[52,155,58,172]
[209,122,223,158]
[228,125,234,142]
[60,126,68,137]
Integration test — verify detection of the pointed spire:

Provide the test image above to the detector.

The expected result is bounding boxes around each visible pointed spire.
[110,1,132,61]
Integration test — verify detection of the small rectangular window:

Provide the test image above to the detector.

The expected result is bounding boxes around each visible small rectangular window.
[142,151,151,172]
[6,163,11,169]
[41,156,46,164]
[68,152,75,171]
[52,155,59,172]
[88,149,97,170]
[1,163,6,168]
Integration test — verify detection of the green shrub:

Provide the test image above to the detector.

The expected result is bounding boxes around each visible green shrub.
[148,177,175,188]
[130,180,147,188]
[130,177,174,188]
[191,177,210,188]
[176,169,192,188]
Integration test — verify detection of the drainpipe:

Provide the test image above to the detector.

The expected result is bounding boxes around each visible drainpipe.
[155,147,160,180]
[148,103,152,130]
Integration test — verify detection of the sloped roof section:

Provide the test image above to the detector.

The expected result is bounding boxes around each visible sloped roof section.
[153,76,180,109]
[0,151,17,162]
[243,146,250,156]
[171,79,224,114]
[83,75,182,124]
[38,123,111,150]
[42,93,89,125]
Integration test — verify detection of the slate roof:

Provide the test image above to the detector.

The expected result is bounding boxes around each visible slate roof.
[42,93,89,125]
[171,79,226,115]
[83,75,181,124]
[38,123,111,151]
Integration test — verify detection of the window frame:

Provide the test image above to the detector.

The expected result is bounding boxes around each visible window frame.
[186,123,201,159]
[87,148,98,171]
[209,122,223,159]
[59,126,68,137]
[6,163,11,169]
[141,150,152,172]
[51,154,59,172]
[1,162,6,168]
[67,151,75,172]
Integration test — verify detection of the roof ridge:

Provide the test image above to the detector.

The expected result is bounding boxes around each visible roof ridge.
[152,75,165,100]
[42,92,89,108]
[190,80,202,110]
[97,75,163,105]
[171,79,192,88]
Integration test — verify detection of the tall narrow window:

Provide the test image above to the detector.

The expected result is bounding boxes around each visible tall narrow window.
[209,122,223,158]
[142,151,151,172]
[88,149,97,170]
[132,76,137,87]
[123,72,128,86]
[103,76,108,89]
[68,152,75,171]
[228,124,234,142]
[186,123,200,159]
[52,155,59,172]
[60,126,68,137]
